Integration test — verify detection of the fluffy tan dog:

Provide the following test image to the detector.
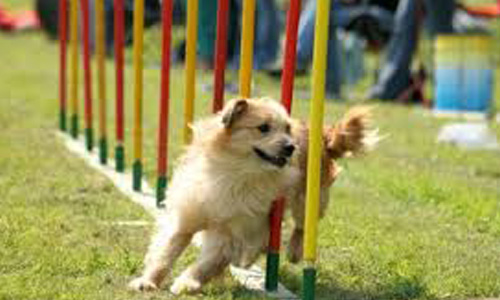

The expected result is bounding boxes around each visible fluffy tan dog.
[286,106,378,263]
[129,98,299,294]
[128,98,377,294]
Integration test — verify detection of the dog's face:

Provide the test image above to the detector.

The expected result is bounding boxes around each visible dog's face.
[220,98,296,169]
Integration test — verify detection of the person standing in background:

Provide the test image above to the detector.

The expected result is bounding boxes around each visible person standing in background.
[197,0,281,70]
[367,0,455,100]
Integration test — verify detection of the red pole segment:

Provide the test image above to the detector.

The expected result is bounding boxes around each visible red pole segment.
[114,0,125,172]
[156,0,173,206]
[281,0,302,113]
[269,196,286,250]
[59,0,68,131]
[265,0,302,292]
[212,0,230,112]
[81,0,94,151]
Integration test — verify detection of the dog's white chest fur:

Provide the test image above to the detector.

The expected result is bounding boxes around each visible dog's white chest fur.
[166,153,294,225]
[161,150,297,268]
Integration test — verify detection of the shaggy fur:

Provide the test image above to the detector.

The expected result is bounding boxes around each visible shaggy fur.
[129,98,299,294]
[128,98,378,294]
[286,106,379,263]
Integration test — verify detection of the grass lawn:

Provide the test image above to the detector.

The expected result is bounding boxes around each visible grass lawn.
[1,2,500,299]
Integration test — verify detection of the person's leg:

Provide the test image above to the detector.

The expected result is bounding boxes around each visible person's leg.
[227,0,240,65]
[367,0,418,100]
[197,0,218,66]
[296,0,342,96]
[144,0,161,27]
[326,11,342,97]
[104,0,115,51]
[253,0,280,69]
[424,0,454,35]
[296,0,316,71]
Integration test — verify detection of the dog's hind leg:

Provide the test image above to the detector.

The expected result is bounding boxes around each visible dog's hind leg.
[287,185,331,263]
[287,227,304,264]
[129,221,195,291]
[170,230,231,295]
[287,190,306,264]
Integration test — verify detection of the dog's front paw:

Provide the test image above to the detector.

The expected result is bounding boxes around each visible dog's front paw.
[128,277,159,292]
[170,275,202,295]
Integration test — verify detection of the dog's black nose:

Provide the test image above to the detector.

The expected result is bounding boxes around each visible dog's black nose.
[281,143,295,157]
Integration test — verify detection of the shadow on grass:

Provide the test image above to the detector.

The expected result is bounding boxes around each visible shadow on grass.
[275,266,430,300]
[315,275,428,300]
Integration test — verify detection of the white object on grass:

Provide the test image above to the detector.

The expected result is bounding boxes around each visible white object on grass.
[437,122,499,150]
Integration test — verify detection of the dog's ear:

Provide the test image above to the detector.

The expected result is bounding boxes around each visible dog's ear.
[222,99,248,128]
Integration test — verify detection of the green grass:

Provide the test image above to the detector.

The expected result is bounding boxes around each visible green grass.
[1,3,500,299]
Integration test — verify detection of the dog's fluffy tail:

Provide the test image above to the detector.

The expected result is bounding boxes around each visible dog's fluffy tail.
[325,106,380,160]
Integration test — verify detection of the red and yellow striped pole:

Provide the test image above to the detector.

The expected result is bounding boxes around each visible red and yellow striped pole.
[156,0,173,207]
[183,0,198,144]
[212,0,230,113]
[114,0,125,172]
[80,0,94,151]
[96,0,107,164]
[239,0,256,98]
[69,0,79,139]
[132,0,145,191]
[265,0,302,291]
[303,0,331,299]
[58,0,68,132]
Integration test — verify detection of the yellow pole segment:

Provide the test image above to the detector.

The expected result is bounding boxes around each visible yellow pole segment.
[239,0,256,98]
[303,0,331,263]
[70,0,79,138]
[96,0,106,139]
[184,0,198,144]
[131,0,145,191]
[133,0,144,161]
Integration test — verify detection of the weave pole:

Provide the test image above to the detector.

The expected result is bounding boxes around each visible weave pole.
[265,0,302,292]
[156,0,173,207]
[96,0,107,164]
[183,0,198,144]
[212,0,229,112]
[81,0,94,151]
[132,0,145,191]
[69,0,79,139]
[239,0,256,98]
[280,0,301,112]
[114,0,125,172]
[303,0,331,299]
[58,0,68,132]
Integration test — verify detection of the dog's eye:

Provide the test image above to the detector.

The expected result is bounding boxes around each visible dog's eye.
[285,124,291,134]
[257,123,271,134]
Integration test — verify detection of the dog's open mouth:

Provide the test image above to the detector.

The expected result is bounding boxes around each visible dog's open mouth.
[253,147,288,168]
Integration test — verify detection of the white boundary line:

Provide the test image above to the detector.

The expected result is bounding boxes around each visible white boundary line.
[57,132,298,299]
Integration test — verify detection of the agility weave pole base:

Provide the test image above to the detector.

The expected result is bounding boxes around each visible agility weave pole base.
[57,132,298,299]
